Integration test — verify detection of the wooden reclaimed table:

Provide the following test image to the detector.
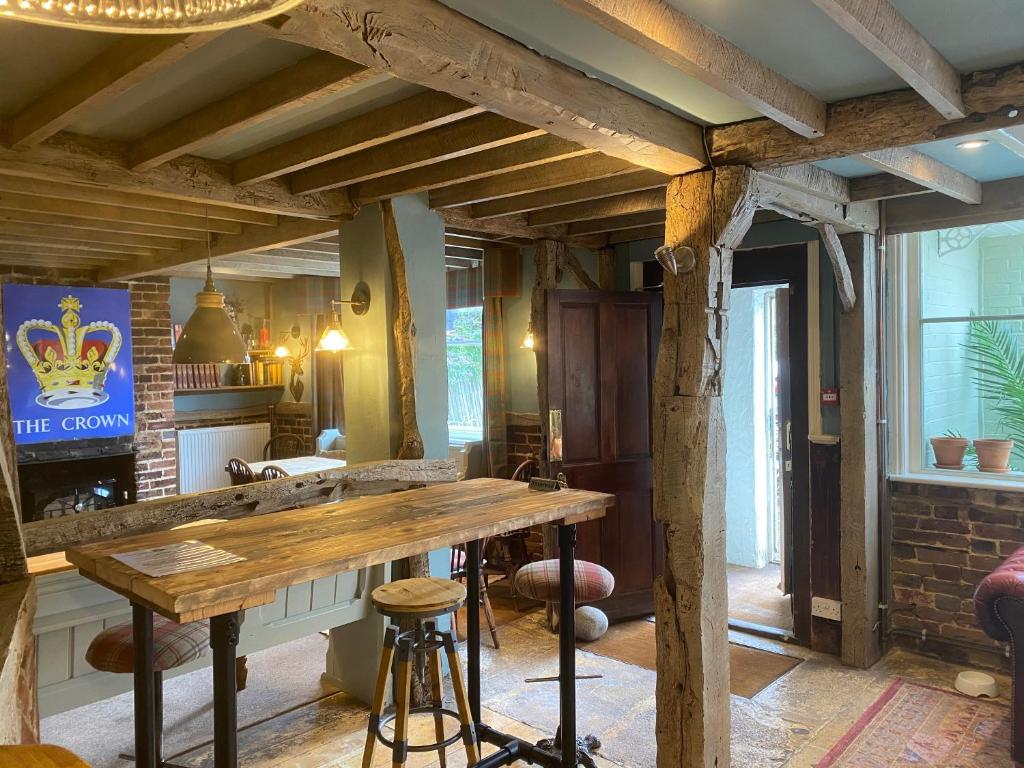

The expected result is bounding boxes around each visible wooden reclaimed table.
[67,478,613,768]
[244,455,347,477]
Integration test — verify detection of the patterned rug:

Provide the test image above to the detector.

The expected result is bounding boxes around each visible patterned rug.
[820,679,1012,767]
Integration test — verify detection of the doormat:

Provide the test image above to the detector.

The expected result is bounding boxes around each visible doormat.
[580,618,802,698]
[819,679,1011,767]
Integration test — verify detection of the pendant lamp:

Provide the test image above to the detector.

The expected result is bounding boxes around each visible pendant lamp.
[172,256,248,364]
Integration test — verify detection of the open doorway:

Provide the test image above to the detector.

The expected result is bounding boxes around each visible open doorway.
[724,284,793,635]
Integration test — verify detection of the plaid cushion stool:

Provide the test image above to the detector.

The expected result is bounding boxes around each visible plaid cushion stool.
[86,615,244,768]
[513,560,615,604]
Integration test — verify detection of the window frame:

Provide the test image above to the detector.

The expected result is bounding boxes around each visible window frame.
[887,231,1024,490]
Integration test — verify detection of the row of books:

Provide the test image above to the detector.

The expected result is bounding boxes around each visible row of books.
[174,364,222,390]
[248,360,285,386]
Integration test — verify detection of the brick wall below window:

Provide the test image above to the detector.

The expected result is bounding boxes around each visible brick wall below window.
[889,480,1024,670]
[507,413,541,473]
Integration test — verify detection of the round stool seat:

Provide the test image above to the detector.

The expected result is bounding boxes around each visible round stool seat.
[514,560,615,603]
[86,614,209,674]
[0,745,91,768]
[372,577,466,618]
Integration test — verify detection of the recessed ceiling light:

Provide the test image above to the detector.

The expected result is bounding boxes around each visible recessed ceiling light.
[956,139,990,150]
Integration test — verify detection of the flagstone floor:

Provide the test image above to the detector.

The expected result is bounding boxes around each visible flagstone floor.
[43,612,1015,768]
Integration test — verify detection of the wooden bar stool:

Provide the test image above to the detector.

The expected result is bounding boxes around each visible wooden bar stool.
[0,745,90,767]
[363,578,479,768]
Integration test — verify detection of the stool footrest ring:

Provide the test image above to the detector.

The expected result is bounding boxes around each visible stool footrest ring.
[373,705,466,753]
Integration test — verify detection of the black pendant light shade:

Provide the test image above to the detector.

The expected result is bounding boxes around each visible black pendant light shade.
[172,261,249,364]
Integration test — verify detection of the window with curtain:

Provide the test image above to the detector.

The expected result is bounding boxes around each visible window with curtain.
[888,223,1024,483]
[446,305,483,445]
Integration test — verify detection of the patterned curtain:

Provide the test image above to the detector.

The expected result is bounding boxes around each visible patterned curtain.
[483,296,509,478]
[446,265,483,309]
[314,312,344,433]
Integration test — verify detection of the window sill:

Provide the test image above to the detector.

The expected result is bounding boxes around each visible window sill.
[890,469,1024,493]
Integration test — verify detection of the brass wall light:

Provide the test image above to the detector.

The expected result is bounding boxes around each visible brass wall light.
[316,282,371,353]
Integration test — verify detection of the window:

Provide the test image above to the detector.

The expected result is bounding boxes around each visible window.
[889,223,1024,484]
[446,306,483,445]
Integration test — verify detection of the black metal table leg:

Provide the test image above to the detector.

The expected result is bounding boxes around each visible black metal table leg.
[466,539,482,726]
[210,611,241,768]
[132,603,158,768]
[558,524,577,768]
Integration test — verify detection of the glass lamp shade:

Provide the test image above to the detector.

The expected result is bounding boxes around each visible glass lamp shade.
[316,322,353,352]
[172,283,248,364]
[520,327,536,350]
[0,0,303,34]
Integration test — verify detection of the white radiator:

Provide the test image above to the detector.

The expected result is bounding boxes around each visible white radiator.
[176,423,271,493]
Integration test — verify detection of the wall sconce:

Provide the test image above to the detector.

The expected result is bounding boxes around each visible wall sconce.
[316,282,371,353]
[653,243,696,276]
[520,322,536,350]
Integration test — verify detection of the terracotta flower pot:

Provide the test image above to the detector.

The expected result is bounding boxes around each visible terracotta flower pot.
[930,436,968,469]
[974,439,1014,473]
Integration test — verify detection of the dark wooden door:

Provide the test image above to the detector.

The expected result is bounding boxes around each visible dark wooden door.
[775,286,794,596]
[546,289,662,620]
[732,245,811,645]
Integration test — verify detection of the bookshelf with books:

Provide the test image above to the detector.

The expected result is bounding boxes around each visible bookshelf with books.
[173,352,285,396]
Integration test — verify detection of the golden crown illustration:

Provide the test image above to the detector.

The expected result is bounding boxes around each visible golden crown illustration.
[16,295,123,410]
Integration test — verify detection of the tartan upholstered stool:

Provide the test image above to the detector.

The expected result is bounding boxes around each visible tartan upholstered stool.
[513,560,615,605]
[86,615,232,768]
[0,745,91,767]
[363,578,479,768]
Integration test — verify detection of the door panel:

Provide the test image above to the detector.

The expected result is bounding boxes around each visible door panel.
[547,289,662,620]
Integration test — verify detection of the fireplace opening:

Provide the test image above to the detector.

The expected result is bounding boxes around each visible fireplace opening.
[18,452,137,525]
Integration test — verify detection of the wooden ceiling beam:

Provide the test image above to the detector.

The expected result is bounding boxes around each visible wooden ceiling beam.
[444,235,487,250]
[0,133,352,219]
[0,208,208,241]
[761,164,851,203]
[352,135,593,203]
[430,156,636,209]
[810,0,965,119]
[257,0,706,174]
[232,91,483,185]
[241,251,339,270]
[709,61,1024,169]
[99,217,340,281]
[129,53,373,171]
[0,243,143,262]
[0,188,243,234]
[6,34,220,149]
[0,222,185,250]
[848,173,930,201]
[470,169,669,219]
[567,210,665,235]
[751,172,879,232]
[814,221,857,311]
[0,236,158,257]
[856,147,981,203]
[990,128,1024,160]
[607,224,665,244]
[171,264,294,280]
[552,0,825,137]
[529,187,666,227]
[289,113,545,194]
[0,176,273,227]
[439,207,568,243]
[445,245,483,260]
[886,176,1024,235]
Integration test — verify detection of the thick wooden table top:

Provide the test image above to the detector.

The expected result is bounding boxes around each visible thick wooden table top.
[66,478,613,624]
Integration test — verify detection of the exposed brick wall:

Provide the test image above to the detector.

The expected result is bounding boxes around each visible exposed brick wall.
[274,404,314,454]
[0,268,178,502]
[129,279,177,500]
[507,413,541,473]
[890,480,1024,670]
[175,410,270,431]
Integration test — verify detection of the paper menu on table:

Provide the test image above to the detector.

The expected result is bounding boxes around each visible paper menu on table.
[111,540,246,577]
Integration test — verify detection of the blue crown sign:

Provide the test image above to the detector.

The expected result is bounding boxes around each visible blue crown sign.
[3,284,136,445]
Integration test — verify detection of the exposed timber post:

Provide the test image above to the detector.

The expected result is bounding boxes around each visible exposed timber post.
[598,246,616,290]
[837,231,881,668]
[531,239,564,478]
[381,199,425,461]
[654,167,757,768]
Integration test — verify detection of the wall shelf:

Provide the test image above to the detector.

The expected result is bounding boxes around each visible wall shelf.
[174,385,284,396]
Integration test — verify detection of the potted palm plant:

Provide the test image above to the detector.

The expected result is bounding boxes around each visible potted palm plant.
[965,320,1022,472]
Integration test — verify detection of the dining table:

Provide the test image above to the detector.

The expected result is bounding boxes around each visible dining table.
[65,477,614,768]
[244,455,347,476]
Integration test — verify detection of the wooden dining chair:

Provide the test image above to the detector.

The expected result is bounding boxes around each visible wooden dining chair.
[260,464,289,481]
[225,457,255,486]
[263,433,305,461]
[451,540,500,648]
